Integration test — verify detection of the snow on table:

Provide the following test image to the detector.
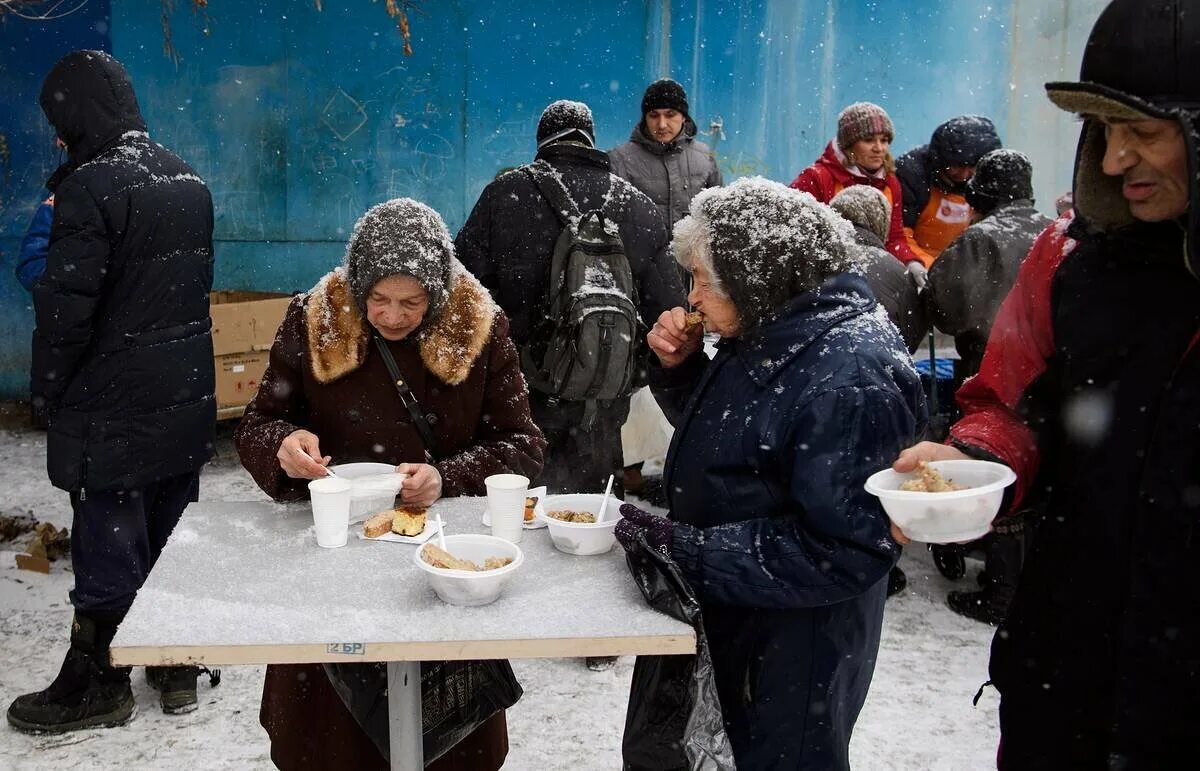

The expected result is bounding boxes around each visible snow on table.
[110,498,694,666]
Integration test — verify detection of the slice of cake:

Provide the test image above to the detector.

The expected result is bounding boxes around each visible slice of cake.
[392,506,427,537]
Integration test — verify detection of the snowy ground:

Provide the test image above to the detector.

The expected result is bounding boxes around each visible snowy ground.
[0,423,999,769]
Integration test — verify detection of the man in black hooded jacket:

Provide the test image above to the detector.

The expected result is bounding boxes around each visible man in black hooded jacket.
[7,51,216,733]
[892,0,1200,765]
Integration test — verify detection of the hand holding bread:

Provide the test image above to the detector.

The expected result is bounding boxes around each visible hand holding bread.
[647,307,704,369]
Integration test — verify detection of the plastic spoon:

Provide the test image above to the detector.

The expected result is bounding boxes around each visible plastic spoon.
[293,447,341,478]
[435,512,447,550]
[595,474,615,523]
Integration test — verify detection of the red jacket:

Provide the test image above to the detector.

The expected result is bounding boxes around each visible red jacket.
[789,142,920,264]
[948,214,1074,508]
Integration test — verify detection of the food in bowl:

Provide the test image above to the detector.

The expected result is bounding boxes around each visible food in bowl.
[864,460,1017,544]
[362,506,427,538]
[547,509,597,523]
[899,461,969,492]
[421,543,513,572]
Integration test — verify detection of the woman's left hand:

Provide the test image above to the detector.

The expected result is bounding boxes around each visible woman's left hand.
[615,503,675,556]
[397,463,443,507]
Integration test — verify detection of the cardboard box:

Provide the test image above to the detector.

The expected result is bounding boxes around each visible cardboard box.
[210,291,291,411]
[210,290,292,356]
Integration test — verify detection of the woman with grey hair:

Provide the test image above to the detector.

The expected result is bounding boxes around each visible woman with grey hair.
[615,177,926,769]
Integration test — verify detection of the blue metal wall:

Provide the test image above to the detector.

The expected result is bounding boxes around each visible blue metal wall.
[0,0,1092,399]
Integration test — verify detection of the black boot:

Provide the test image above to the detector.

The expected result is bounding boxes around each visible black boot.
[146,664,220,714]
[585,657,617,671]
[886,565,907,597]
[930,543,967,580]
[947,526,1024,625]
[7,611,134,733]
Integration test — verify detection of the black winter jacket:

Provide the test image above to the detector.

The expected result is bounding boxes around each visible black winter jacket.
[33,51,216,492]
[454,142,684,346]
[925,200,1050,376]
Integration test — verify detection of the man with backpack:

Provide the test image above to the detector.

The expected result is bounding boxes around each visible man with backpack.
[456,100,684,507]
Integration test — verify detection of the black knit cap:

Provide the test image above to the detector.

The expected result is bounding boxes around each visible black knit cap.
[641,78,689,117]
[536,99,595,148]
[966,149,1035,215]
[344,198,453,321]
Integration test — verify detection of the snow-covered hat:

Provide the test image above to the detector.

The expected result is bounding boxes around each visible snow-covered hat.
[966,149,1034,215]
[829,185,891,244]
[837,102,894,151]
[536,100,595,149]
[344,198,453,320]
[674,177,857,331]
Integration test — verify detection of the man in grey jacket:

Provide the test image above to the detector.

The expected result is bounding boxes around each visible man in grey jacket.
[609,78,723,229]
[608,79,723,509]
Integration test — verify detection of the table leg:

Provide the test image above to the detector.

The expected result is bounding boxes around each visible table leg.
[387,661,423,770]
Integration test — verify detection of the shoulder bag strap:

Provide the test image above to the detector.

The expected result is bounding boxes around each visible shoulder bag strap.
[523,160,580,225]
[372,333,437,463]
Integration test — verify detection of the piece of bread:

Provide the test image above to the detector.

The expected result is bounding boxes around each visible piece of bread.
[363,512,393,538]
[684,311,704,331]
[524,496,538,523]
[392,507,427,537]
[421,543,479,571]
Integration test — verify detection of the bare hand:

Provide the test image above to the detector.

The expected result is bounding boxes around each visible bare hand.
[890,523,912,546]
[397,463,443,507]
[892,441,969,473]
[647,307,704,369]
[278,430,331,480]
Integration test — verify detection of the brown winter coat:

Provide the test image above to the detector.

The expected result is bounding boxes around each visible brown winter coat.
[235,262,544,770]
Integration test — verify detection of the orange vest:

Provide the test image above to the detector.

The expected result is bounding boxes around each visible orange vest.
[904,188,972,268]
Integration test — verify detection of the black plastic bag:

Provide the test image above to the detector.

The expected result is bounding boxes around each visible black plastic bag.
[324,658,523,767]
[622,531,736,770]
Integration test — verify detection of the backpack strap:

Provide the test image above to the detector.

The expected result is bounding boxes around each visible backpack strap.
[372,333,437,463]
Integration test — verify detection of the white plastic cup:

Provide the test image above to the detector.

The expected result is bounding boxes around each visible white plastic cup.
[485,473,528,543]
[309,477,352,548]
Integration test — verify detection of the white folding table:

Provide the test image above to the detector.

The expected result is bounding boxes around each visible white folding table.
[109,498,695,769]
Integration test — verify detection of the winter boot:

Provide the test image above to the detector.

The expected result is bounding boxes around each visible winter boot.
[145,664,220,714]
[7,611,134,733]
[585,657,617,672]
[947,524,1024,626]
[886,565,907,597]
[930,543,967,581]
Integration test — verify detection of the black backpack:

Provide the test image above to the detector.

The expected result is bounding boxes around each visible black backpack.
[520,160,639,414]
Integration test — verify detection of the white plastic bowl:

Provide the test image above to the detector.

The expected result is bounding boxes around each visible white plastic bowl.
[536,493,622,556]
[414,534,524,607]
[864,460,1017,544]
[328,462,406,522]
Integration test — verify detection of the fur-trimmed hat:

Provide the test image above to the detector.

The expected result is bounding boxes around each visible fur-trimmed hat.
[837,102,894,151]
[1044,0,1200,276]
[673,177,857,331]
[536,99,595,149]
[641,78,689,117]
[830,185,892,244]
[344,198,454,321]
[966,149,1035,215]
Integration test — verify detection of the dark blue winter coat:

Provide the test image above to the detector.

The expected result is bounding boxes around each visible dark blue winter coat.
[652,273,926,770]
[16,196,53,291]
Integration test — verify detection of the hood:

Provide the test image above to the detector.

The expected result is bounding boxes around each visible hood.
[929,115,1001,170]
[39,50,147,169]
[629,116,698,155]
[1044,0,1199,276]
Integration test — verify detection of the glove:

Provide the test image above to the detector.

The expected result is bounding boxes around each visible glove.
[906,261,929,291]
[614,502,675,557]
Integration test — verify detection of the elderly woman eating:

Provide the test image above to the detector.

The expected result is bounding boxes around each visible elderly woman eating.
[235,198,545,770]
[618,177,926,769]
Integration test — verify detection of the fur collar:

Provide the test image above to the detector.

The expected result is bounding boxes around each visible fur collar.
[305,260,497,386]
